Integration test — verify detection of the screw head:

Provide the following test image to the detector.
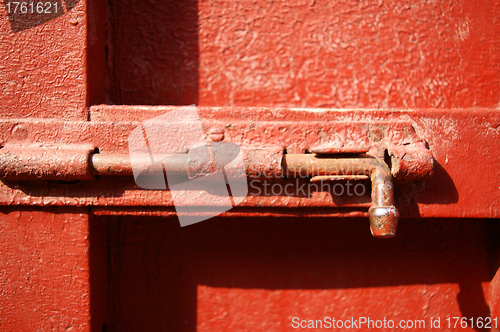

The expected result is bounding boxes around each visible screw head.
[12,124,29,141]
[208,127,225,142]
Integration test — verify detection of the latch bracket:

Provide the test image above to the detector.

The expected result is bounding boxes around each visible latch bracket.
[0,108,435,238]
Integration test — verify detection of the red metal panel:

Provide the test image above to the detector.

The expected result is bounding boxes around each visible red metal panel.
[0,208,91,330]
[0,107,498,220]
[0,1,88,119]
[108,0,500,109]
[106,216,497,332]
[0,2,105,330]
[101,0,500,327]
[1,0,499,330]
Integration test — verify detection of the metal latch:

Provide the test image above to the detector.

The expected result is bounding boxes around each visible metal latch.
[0,142,433,238]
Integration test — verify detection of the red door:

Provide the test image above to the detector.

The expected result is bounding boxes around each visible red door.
[1,0,499,331]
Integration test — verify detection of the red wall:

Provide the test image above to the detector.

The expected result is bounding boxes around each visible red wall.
[108,0,500,108]
[106,217,497,331]
[0,209,91,330]
[0,0,499,330]
[102,0,500,331]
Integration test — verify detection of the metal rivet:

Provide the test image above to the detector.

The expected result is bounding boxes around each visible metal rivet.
[368,128,384,142]
[11,124,29,141]
[208,127,225,142]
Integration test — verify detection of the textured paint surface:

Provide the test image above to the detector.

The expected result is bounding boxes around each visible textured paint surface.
[106,216,497,331]
[107,0,199,105]
[108,0,500,108]
[1,0,500,330]
[0,107,498,220]
[0,0,87,119]
[0,208,91,331]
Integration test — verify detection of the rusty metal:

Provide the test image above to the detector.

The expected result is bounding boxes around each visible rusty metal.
[0,112,435,238]
[98,152,405,237]
[284,154,399,237]
[91,148,284,179]
[0,107,497,223]
[310,146,370,154]
[0,140,432,237]
[388,143,434,180]
[310,175,369,182]
[0,144,94,180]
[91,153,188,176]
[98,151,402,237]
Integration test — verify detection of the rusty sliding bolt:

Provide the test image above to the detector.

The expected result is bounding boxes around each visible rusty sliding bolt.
[0,144,95,180]
[91,153,399,237]
[283,154,398,238]
[0,145,403,237]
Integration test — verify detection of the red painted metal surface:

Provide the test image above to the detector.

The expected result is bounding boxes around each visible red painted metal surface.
[0,208,91,330]
[108,0,500,109]
[0,1,88,119]
[0,142,433,238]
[0,143,94,180]
[106,216,498,332]
[0,107,497,221]
[0,0,499,330]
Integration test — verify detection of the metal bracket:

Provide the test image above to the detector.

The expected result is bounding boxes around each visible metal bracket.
[0,144,432,238]
[0,108,435,237]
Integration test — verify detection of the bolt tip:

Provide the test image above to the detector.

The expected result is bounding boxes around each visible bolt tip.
[369,206,399,238]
